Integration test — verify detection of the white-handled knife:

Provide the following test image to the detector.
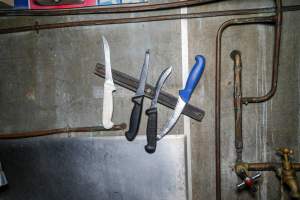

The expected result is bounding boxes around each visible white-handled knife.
[102,36,116,129]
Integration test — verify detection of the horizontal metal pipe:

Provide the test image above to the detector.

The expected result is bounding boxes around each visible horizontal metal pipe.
[0,2,299,16]
[247,162,280,171]
[293,163,300,169]
[0,5,299,35]
[247,163,300,171]
[0,13,190,34]
[0,0,219,16]
[0,123,127,139]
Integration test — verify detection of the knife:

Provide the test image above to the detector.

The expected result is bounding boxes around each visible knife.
[145,66,172,153]
[125,50,150,141]
[94,64,205,121]
[157,55,205,140]
[102,36,116,129]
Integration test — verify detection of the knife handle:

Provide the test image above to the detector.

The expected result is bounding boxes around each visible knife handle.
[179,55,205,102]
[144,107,158,154]
[102,82,116,129]
[125,95,144,141]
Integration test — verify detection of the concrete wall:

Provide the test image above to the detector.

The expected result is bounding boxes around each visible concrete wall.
[0,0,300,199]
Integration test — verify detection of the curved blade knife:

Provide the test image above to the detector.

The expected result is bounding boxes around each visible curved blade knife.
[145,66,172,153]
[125,50,150,141]
[157,55,206,140]
[102,36,116,129]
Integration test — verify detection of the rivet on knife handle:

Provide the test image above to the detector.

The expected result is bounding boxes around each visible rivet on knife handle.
[145,66,172,153]
[125,50,150,141]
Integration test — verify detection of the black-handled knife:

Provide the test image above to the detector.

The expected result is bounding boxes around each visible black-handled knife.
[125,50,150,141]
[145,107,157,153]
[145,66,172,153]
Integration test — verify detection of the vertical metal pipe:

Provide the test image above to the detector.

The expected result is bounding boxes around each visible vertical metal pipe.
[231,50,243,162]
[214,1,281,198]
[215,18,226,200]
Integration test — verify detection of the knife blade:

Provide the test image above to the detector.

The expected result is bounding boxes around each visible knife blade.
[157,55,205,140]
[125,50,150,141]
[145,66,172,153]
[102,36,116,129]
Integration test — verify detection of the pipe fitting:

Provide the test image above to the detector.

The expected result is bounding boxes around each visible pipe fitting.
[235,163,261,192]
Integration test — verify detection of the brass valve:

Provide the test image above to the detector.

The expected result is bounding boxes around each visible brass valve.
[277,148,300,199]
[276,148,295,173]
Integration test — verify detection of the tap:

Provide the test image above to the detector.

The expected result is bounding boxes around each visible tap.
[277,148,300,199]
[234,148,300,198]
[235,163,261,193]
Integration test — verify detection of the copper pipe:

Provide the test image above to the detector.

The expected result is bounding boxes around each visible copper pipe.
[247,163,300,172]
[0,0,219,16]
[0,2,299,17]
[0,123,127,139]
[0,11,273,35]
[242,0,282,104]
[215,15,275,200]
[236,162,300,173]
[231,50,243,162]
[215,0,282,199]
[1,14,188,34]
[0,5,298,35]
[247,162,280,171]
[293,163,300,169]
[237,162,300,173]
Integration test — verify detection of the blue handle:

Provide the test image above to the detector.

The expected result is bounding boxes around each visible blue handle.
[179,55,205,103]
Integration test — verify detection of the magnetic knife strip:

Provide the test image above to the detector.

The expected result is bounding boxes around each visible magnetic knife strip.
[94,63,205,122]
